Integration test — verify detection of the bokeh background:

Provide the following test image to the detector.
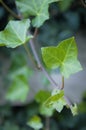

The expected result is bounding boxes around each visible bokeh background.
[0,0,86,130]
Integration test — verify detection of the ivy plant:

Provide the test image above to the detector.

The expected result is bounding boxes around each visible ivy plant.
[0,0,83,129]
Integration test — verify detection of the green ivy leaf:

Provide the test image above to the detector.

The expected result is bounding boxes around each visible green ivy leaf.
[35,90,51,104]
[27,115,43,130]
[16,0,60,27]
[44,89,66,112]
[70,103,78,116]
[6,66,31,102]
[0,19,33,48]
[41,37,82,78]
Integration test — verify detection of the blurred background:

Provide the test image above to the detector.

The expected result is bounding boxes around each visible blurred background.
[0,0,86,130]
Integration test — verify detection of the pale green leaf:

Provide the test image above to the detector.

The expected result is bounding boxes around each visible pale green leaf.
[41,37,82,78]
[51,89,66,112]
[0,19,33,48]
[70,103,78,116]
[44,89,66,113]
[27,115,43,130]
[16,0,60,27]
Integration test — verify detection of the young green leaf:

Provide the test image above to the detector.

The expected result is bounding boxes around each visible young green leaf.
[44,89,66,112]
[16,0,60,27]
[0,19,33,48]
[41,37,82,78]
[51,89,67,112]
[27,115,43,130]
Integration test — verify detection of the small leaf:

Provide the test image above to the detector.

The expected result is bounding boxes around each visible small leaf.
[70,103,78,116]
[41,37,82,78]
[44,89,66,112]
[35,90,51,104]
[16,0,60,27]
[27,115,43,130]
[0,19,33,48]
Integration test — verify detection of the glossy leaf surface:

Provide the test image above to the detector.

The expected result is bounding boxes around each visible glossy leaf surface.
[41,37,82,78]
[0,19,32,48]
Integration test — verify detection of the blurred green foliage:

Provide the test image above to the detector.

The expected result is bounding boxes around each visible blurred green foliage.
[0,100,86,130]
[0,0,86,130]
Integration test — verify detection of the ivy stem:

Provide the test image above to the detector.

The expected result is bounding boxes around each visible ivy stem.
[0,0,20,19]
[34,28,38,38]
[61,76,64,89]
[23,44,37,68]
[45,117,50,130]
[29,37,59,88]
[28,37,41,69]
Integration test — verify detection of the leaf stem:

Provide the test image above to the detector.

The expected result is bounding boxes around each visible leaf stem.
[61,76,64,89]
[28,37,41,69]
[0,0,20,19]
[45,117,50,130]
[23,44,37,68]
[29,37,59,88]
[34,28,38,38]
